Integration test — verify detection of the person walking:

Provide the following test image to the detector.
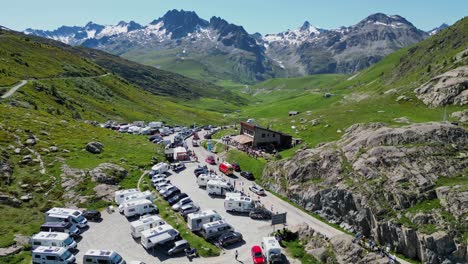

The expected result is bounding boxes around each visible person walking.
[235,250,238,260]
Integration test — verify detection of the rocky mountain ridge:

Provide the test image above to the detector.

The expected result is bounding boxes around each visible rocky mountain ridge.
[25,10,438,82]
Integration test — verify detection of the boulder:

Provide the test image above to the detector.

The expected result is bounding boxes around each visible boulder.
[93,184,119,202]
[86,142,104,154]
[25,138,36,146]
[0,192,21,207]
[49,146,58,152]
[19,193,32,202]
[414,66,468,107]
[89,163,128,185]
[451,110,468,123]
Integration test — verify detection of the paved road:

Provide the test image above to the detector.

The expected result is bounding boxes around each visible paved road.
[1,80,27,99]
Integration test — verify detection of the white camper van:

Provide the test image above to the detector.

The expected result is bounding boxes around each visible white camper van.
[114,189,139,205]
[140,224,180,249]
[206,180,234,196]
[197,174,223,187]
[224,194,255,213]
[118,191,155,212]
[261,237,283,263]
[130,215,166,239]
[186,210,223,231]
[82,249,125,264]
[151,163,169,175]
[200,220,234,240]
[32,246,75,264]
[31,232,77,251]
[121,199,158,218]
[45,208,88,228]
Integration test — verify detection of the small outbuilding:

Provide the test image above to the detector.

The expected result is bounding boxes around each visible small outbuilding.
[289,111,300,116]
[173,147,188,161]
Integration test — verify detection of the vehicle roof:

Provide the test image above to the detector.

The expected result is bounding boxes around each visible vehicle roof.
[84,249,118,257]
[46,207,81,216]
[262,237,281,248]
[174,239,188,245]
[33,232,69,240]
[188,209,218,218]
[123,199,153,207]
[140,224,177,237]
[251,245,262,251]
[202,220,229,228]
[115,189,139,195]
[33,246,67,254]
[41,222,71,227]
[226,196,252,202]
[130,215,163,227]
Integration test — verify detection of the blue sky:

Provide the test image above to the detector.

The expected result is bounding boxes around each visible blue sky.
[1,0,467,33]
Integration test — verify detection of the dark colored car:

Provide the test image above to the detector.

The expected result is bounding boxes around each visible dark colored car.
[194,165,208,174]
[168,193,189,205]
[249,208,272,220]
[195,169,208,177]
[240,171,254,180]
[163,187,181,200]
[204,134,212,139]
[218,231,243,247]
[83,210,101,221]
[231,163,241,172]
[167,240,190,256]
[172,162,186,172]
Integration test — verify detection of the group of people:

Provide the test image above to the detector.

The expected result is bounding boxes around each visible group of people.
[353,232,397,263]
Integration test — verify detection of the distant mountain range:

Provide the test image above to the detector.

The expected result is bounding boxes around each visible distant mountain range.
[24,10,449,83]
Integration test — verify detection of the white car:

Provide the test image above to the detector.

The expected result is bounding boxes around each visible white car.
[172,197,193,211]
[249,184,266,195]
[156,184,173,192]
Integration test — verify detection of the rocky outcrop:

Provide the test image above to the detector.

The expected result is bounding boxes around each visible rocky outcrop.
[0,149,13,185]
[86,142,104,154]
[263,122,468,263]
[414,66,468,107]
[451,110,468,123]
[89,163,127,185]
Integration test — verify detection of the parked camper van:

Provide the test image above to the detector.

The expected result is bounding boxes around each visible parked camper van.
[200,220,234,240]
[224,194,255,213]
[130,215,166,239]
[121,199,158,218]
[219,162,233,175]
[118,191,155,212]
[45,208,88,228]
[151,163,169,175]
[40,222,80,237]
[114,189,139,205]
[32,246,75,264]
[197,174,223,187]
[186,210,223,231]
[140,224,180,249]
[206,180,234,196]
[31,232,77,251]
[261,237,283,263]
[82,249,125,264]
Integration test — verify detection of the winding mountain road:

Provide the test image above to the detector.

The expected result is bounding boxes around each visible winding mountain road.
[1,80,27,99]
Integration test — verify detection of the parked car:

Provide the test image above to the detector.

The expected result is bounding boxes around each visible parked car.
[205,156,216,165]
[249,184,266,196]
[163,187,181,200]
[167,240,190,256]
[193,132,200,140]
[155,183,172,191]
[172,197,193,211]
[240,171,254,180]
[82,210,101,221]
[172,162,186,172]
[249,208,272,220]
[168,193,189,206]
[194,165,208,174]
[179,204,200,218]
[231,162,241,172]
[192,140,199,147]
[218,231,243,247]
[251,245,266,264]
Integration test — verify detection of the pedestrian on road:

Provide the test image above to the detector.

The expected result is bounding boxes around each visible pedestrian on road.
[235,250,238,260]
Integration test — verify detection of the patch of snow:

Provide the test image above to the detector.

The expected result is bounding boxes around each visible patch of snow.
[263,23,321,45]
[97,24,129,38]
[86,30,96,39]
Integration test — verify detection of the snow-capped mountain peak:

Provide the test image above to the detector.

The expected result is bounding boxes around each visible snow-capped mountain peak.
[428,23,449,35]
[263,21,322,46]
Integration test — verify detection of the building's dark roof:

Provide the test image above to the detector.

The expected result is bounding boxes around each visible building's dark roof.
[240,122,292,138]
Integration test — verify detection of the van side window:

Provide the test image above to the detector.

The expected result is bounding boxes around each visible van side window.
[85,258,93,263]
[46,256,56,260]
[97,259,109,264]
[34,255,40,258]
[33,242,41,245]
[51,242,57,246]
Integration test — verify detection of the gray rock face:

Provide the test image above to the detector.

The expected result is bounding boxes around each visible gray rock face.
[414,66,468,107]
[85,142,104,154]
[89,163,127,185]
[451,110,468,123]
[0,152,13,185]
[0,192,21,207]
[263,122,468,263]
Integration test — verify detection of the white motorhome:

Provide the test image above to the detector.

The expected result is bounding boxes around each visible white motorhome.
[197,174,223,187]
[32,246,75,264]
[31,232,77,251]
[130,215,166,239]
[121,199,158,218]
[200,220,234,239]
[114,189,140,205]
[82,249,125,264]
[261,237,283,263]
[186,210,223,231]
[224,194,255,213]
[45,208,88,228]
[151,163,169,175]
[140,224,180,249]
[206,180,234,196]
[148,122,163,128]
[118,191,155,212]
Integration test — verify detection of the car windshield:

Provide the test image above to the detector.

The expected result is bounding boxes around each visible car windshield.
[64,237,74,245]
[76,215,85,222]
[61,250,72,260]
[111,253,123,263]
[254,252,263,258]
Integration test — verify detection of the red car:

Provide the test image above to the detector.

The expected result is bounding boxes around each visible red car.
[205,155,216,165]
[251,245,265,264]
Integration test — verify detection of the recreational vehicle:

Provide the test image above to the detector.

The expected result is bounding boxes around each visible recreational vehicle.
[114,189,139,205]
[121,199,158,218]
[200,220,234,240]
[118,191,155,212]
[32,246,75,264]
[82,249,125,264]
[261,237,283,263]
[206,180,234,196]
[130,215,166,239]
[140,224,180,249]
[40,222,80,237]
[31,232,77,251]
[224,194,255,213]
[45,208,88,228]
[151,163,169,175]
[186,210,223,231]
[196,174,223,187]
